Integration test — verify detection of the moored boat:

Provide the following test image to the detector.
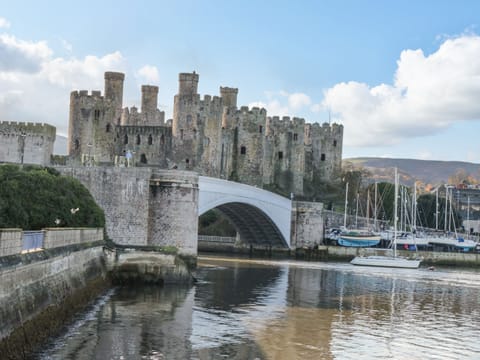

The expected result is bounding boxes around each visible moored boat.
[350,254,421,268]
[350,168,422,269]
[337,229,381,247]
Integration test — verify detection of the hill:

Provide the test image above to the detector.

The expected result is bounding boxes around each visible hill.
[344,157,480,188]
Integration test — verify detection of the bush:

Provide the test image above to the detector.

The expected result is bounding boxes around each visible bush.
[0,165,105,230]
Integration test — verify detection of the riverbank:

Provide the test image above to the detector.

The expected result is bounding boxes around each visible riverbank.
[199,240,480,267]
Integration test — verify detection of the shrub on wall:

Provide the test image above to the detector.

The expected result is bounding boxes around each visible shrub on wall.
[0,164,105,230]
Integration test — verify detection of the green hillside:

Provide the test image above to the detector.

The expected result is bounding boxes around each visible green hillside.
[344,157,480,187]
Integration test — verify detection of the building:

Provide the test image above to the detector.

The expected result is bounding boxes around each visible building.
[68,71,343,195]
[0,121,56,166]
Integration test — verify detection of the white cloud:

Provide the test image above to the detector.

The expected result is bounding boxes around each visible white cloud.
[60,38,73,53]
[248,99,289,116]
[249,90,311,117]
[0,28,127,135]
[136,65,160,84]
[323,34,480,147]
[288,92,311,110]
[0,34,52,72]
[0,17,10,29]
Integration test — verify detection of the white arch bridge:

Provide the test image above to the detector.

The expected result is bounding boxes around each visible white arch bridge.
[198,176,292,248]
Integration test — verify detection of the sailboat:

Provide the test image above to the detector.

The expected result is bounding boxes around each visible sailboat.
[350,168,422,268]
[426,185,478,252]
[337,182,381,247]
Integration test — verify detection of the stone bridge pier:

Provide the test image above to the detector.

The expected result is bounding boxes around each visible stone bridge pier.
[148,170,198,256]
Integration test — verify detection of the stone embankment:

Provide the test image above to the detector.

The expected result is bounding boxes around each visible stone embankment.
[198,236,480,266]
[0,228,195,359]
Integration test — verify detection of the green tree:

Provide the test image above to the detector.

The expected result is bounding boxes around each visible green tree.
[416,193,461,230]
[0,165,105,230]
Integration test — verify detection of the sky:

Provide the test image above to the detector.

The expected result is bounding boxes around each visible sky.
[1,0,480,161]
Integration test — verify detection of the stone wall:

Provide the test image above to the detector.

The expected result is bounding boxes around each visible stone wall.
[0,229,22,257]
[291,201,324,248]
[57,167,199,256]
[43,228,104,249]
[58,167,152,246]
[0,245,107,353]
[0,122,56,165]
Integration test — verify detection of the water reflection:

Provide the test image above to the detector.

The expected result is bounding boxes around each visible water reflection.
[38,258,480,360]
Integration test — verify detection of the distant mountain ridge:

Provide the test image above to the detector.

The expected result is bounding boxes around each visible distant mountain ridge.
[344,157,480,187]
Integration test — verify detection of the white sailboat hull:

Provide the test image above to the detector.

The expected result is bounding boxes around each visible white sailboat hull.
[351,256,421,269]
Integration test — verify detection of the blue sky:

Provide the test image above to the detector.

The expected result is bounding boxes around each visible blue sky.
[2,0,480,161]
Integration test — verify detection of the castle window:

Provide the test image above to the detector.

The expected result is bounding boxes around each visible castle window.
[321,153,326,161]
[193,128,197,139]
[180,129,184,140]
[136,134,141,145]
[140,154,147,164]
[160,134,165,145]
[259,125,263,134]
[106,123,111,132]
[185,158,190,164]
[240,146,246,155]
[94,109,100,120]
[124,134,128,144]
[148,134,153,145]
[333,140,337,147]
[186,114,192,125]
[74,139,80,150]
[278,151,283,159]
[293,133,298,141]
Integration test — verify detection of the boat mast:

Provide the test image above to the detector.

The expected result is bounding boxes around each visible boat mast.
[394,168,398,258]
[444,185,448,232]
[344,182,349,228]
[367,188,370,228]
[413,182,417,232]
[374,181,378,231]
[435,187,439,231]
[355,193,359,228]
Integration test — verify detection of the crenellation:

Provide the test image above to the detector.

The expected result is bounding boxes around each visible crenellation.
[65,70,343,196]
[0,121,56,165]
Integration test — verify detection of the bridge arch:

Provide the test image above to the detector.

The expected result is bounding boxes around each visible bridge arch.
[198,176,292,248]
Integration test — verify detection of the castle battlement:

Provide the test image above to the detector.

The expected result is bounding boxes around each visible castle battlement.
[66,70,343,194]
[230,106,267,116]
[0,121,56,137]
[70,90,103,99]
[268,116,305,127]
[200,95,222,106]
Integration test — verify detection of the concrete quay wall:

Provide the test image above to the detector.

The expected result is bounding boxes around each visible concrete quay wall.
[0,244,108,359]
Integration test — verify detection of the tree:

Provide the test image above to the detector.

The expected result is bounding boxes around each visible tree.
[0,165,105,230]
[416,193,461,230]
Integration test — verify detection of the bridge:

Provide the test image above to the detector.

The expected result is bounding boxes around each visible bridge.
[58,167,322,255]
[198,176,292,248]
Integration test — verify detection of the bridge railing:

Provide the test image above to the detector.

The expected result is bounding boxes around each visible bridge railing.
[198,235,236,244]
[22,231,44,252]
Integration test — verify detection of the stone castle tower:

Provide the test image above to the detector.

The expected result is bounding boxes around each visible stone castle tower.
[67,71,343,195]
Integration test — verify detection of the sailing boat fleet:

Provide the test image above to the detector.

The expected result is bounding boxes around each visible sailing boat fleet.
[329,167,479,268]
[350,168,422,268]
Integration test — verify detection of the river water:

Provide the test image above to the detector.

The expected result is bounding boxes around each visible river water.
[36,257,480,360]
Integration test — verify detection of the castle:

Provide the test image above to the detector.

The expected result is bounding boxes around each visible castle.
[67,71,343,195]
[0,121,56,166]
